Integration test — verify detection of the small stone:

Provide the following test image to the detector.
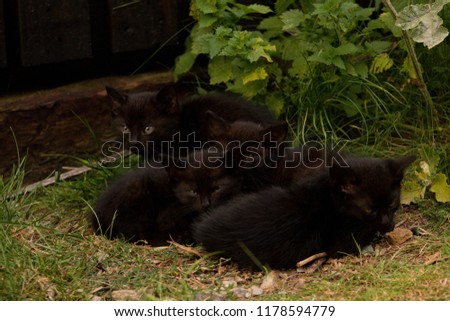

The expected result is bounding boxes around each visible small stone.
[250,285,263,296]
[260,271,280,292]
[385,228,413,245]
[231,287,250,299]
[222,279,238,288]
[362,244,375,255]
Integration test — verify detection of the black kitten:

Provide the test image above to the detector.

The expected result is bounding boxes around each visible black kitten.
[267,143,349,186]
[204,110,288,150]
[106,85,189,158]
[91,148,242,246]
[179,93,276,146]
[105,85,277,158]
[193,155,416,269]
[204,110,289,192]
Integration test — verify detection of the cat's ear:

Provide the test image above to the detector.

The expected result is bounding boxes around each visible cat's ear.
[105,86,128,116]
[329,165,359,195]
[388,155,417,182]
[261,121,288,144]
[206,110,229,138]
[156,84,181,115]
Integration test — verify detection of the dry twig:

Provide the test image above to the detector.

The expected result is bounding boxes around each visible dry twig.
[168,240,206,257]
[296,252,328,268]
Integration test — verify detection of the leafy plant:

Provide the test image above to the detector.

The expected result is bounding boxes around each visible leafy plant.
[177,1,407,102]
[383,0,450,116]
[402,145,450,204]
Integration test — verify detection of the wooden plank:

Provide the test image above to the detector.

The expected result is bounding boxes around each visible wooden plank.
[18,0,93,66]
[108,0,178,53]
[0,0,6,67]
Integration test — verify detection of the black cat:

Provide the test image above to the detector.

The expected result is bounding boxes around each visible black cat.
[105,85,277,158]
[178,93,277,146]
[204,111,348,189]
[265,143,349,187]
[204,110,288,151]
[193,155,416,269]
[105,85,187,158]
[204,110,290,192]
[91,148,242,246]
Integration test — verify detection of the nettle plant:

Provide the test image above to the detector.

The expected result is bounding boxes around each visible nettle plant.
[175,0,450,204]
[176,0,449,115]
[177,0,389,116]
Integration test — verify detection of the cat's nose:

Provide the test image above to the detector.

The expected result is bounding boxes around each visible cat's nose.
[379,214,394,232]
[201,197,211,210]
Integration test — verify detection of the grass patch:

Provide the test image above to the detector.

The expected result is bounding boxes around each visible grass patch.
[0,156,448,301]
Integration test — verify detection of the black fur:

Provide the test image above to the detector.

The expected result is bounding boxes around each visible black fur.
[193,155,416,269]
[106,85,277,158]
[91,149,243,245]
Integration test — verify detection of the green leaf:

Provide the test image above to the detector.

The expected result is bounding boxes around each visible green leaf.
[247,38,276,62]
[174,51,197,78]
[208,57,233,84]
[370,53,394,74]
[332,56,345,70]
[365,41,392,54]
[401,56,418,79]
[430,173,450,203]
[258,16,283,31]
[288,56,309,78]
[312,0,341,16]
[241,66,268,85]
[334,43,360,56]
[401,180,425,205]
[247,4,273,14]
[232,79,268,98]
[275,0,295,15]
[191,26,232,57]
[191,33,214,54]
[198,14,218,28]
[282,36,309,60]
[265,93,285,118]
[377,12,403,37]
[354,62,368,78]
[195,0,218,14]
[228,6,246,19]
[280,9,305,32]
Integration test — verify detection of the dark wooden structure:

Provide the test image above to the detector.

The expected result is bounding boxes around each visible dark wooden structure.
[1,0,188,92]
[18,1,93,66]
[0,0,6,67]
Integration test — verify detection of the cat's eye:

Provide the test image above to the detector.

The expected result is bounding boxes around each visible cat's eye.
[364,208,375,216]
[187,189,197,196]
[212,186,221,192]
[121,126,130,134]
[143,125,154,135]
